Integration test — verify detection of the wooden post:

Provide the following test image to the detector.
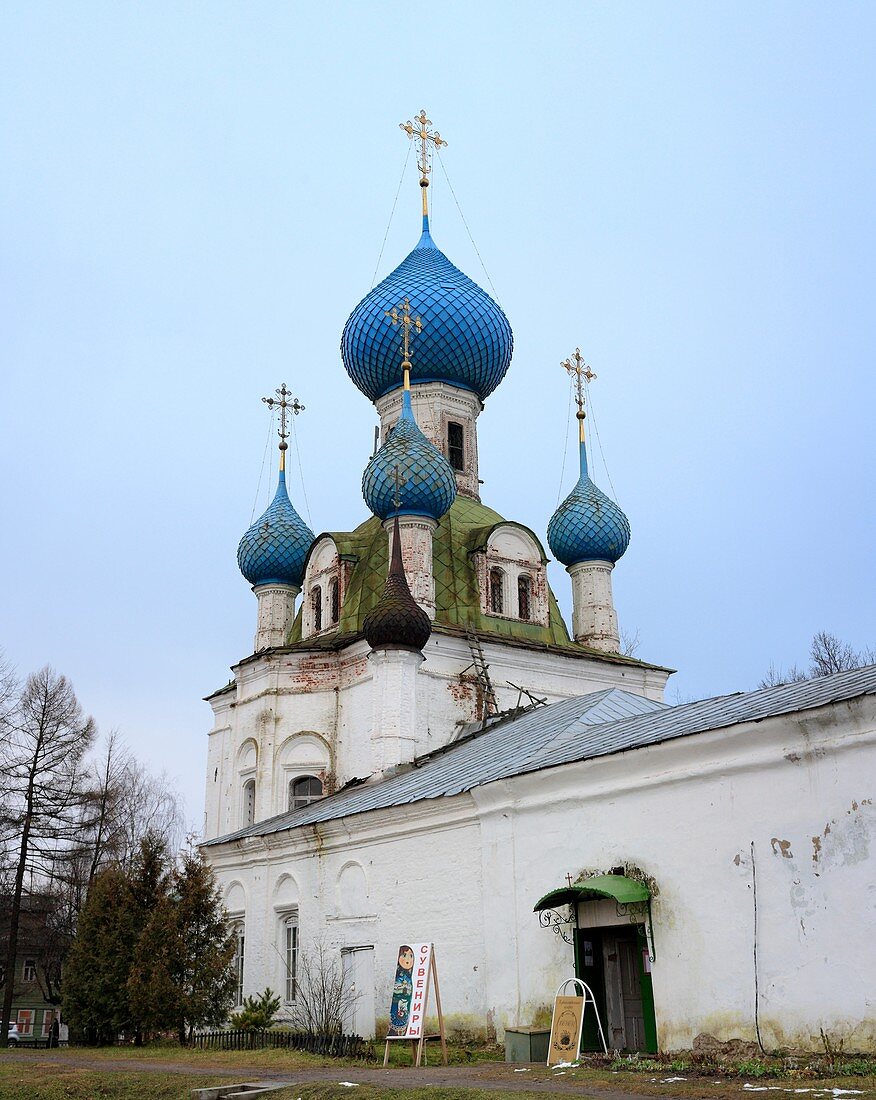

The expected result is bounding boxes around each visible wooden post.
[430,949,448,1065]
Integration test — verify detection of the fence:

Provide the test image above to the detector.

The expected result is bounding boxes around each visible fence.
[192,1028,374,1060]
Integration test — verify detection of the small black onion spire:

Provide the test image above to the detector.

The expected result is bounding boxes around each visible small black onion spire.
[363,516,431,651]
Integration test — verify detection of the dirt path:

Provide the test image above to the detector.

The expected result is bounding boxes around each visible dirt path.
[0,1049,656,1096]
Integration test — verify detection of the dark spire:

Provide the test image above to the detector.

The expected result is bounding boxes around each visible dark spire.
[363,516,431,651]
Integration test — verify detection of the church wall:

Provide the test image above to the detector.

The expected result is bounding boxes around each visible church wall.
[474,694,876,1052]
[206,693,875,1052]
[204,634,669,841]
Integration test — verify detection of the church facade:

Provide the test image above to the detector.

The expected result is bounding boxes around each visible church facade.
[202,116,876,1053]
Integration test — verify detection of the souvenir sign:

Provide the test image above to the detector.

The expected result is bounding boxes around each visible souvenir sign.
[383,942,447,1067]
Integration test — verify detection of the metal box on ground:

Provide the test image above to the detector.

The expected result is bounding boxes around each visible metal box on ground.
[504,1026,550,1063]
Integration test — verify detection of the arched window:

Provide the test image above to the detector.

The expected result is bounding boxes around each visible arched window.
[289,774,324,811]
[311,585,322,632]
[489,567,504,615]
[447,422,465,471]
[283,912,299,1003]
[232,922,245,1006]
[242,779,255,827]
[517,574,532,621]
[329,577,340,625]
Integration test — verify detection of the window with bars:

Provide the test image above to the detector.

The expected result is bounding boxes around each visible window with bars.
[311,585,322,632]
[242,779,255,827]
[283,913,299,1003]
[289,775,324,811]
[232,924,245,1006]
[447,422,465,471]
[489,568,504,615]
[329,577,340,625]
[517,575,532,621]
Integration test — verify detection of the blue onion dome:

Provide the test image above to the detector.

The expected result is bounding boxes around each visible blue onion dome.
[363,515,431,651]
[341,216,513,402]
[362,389,457,521]
[237,469,315,588]
[547,441,631,566]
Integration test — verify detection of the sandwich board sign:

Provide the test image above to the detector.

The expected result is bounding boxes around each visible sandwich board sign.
[547,978,608,1063]
[383,942,447,1066]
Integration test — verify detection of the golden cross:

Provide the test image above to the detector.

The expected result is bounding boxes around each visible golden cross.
[262,383,304,468]
[385,297,423,388]
[400,109,447,215]
[562,348,597,417]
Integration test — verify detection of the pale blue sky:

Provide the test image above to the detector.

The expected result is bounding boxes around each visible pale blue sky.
[2,2,873,824]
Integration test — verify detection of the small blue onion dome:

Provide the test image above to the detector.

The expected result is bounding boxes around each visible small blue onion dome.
[341,216,513,402]
[547,441,631,566]
[362,389,457,521]
[237,469,315,588]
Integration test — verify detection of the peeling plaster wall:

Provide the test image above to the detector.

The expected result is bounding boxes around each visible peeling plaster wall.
[204,633,668,839]
[206,694,876,1051]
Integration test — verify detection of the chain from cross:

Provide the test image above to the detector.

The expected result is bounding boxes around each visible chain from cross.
[392,464,402,513]
[262,383,305,453]
[399,109,447,185]
[385,297,423,381]
[561,348,597,419]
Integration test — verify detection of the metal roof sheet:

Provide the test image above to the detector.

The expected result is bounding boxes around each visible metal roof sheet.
[205,664,876,848]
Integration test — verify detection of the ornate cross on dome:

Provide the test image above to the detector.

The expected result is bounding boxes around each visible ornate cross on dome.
[262,383,305,469]
[562,349,597,441]
[400,109,447,216]
[385,297,423,389]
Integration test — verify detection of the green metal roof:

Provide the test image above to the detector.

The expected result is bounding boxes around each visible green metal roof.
[533,874,650,912]
[287,496,575,649]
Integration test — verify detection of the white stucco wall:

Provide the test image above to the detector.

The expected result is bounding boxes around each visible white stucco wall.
[205,693,876,1052]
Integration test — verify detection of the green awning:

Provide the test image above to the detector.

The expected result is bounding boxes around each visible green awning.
[533,874,650,912]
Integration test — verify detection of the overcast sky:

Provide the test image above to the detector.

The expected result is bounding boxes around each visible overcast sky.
[3,2,873,828]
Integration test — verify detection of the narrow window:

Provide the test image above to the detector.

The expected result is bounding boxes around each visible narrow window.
[489,568,504,615]
[289,774,324,810]
[17,1010,33,1035]
[311,585,322,632]
[447,422,465,471]
[232,924,245,1006]
[242,779,255,827]
[518,575,532,621]
[284,913,299,1002]
[22,958,37,983]
[329,577,340,625]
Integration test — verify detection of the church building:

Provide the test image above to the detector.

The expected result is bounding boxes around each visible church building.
[202,113,876,1054]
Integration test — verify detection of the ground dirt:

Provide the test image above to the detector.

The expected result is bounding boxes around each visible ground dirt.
[0,1049,872,1100]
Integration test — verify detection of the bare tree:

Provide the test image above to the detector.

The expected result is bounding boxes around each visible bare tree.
[289,941,359,1036]
[759,632,874,688]
[0,667,95,1046]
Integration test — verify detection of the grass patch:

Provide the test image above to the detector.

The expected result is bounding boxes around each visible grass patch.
[0,1061,226,1099]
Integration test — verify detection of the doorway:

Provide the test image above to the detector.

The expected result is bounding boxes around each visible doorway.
[575,925,656,1052]
[341,945,375,1039]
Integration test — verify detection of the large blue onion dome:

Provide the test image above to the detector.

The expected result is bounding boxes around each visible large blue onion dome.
[362,388,457,521]
[548,441,631,566]
[363,515,431,652]
[238,469,315,588]
[341,216,513,402]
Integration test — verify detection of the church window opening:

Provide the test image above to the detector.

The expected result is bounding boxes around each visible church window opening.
[311,586,322,632]
[329,577,340,625]
[289,774,324,810]
[242,779,255,827]
[232,923,245,1006]
[283,912,299,1002]
[489,568,504,615]
[448,422,465,471]
[518,575,532,621]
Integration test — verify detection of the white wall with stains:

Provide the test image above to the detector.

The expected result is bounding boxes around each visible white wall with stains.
[205,690,875,1052]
